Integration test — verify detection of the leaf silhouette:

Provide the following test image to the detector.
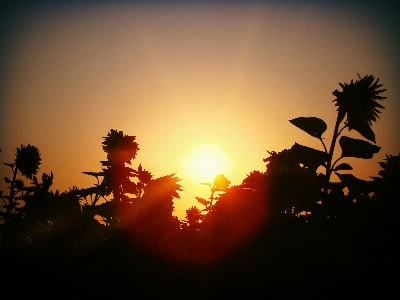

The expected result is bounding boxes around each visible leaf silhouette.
[290,143,329,171]
[333,163,353,171]
[339,136,380,159]
[348,120,376,143]
[289,117,327,139]
[82,171,103,178]
[195,197,210,207]
[2,163,14,169]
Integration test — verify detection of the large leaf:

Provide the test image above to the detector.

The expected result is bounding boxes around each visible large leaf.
[289,117,327,138]
[333,163,353,171]
[290,143,329,171]
[339,136,380,159]
[347,119,376,143]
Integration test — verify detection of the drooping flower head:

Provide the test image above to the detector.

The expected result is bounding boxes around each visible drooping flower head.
[332,74,386,143]
[15,144,41,179]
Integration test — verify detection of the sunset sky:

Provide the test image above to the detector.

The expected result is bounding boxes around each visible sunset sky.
[1,0,399,219]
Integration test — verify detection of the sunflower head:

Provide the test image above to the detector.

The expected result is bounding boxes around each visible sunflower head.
[213,174,231,190]
[376,154,400,180]
[332,74,386,143]
[137,164,153,184]
[15,144,41,179]
[372,154,400,201]
[102,129,139,164]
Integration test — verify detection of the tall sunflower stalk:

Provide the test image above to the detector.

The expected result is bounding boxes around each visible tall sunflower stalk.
[195,174,231,211]
[289,74,386,206]
[323,74,386,198]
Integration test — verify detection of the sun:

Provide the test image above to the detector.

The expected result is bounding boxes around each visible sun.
[182,144,231,183]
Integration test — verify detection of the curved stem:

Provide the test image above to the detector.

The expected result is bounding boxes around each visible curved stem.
[337,124,347,137]
[209,188,215,208]
[319,138,328,153]
[331,155,343,170]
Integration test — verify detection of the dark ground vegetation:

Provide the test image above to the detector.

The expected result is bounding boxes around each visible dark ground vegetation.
[1,75,399,299]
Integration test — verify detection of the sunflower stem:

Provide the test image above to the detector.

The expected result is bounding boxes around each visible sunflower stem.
[4,166,18,239]
[323,110,343,202]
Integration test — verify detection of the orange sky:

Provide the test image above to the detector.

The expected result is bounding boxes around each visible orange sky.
[1,1,399,219]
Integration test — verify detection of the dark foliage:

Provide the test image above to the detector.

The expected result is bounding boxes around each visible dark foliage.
[1,75,399,298]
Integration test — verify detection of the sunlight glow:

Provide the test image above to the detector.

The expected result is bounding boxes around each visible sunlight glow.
[182,144,232,184]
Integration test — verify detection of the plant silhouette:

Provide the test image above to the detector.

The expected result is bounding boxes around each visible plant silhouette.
[1,144,42,241]
[1,76,399,299]
[285,74,384,217]
[75,129,183,255]
[195,173,231,212]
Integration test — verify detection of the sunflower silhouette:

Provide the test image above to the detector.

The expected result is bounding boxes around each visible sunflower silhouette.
[332,74,386,143]
[15,144,41,179]
[102,129,139,164]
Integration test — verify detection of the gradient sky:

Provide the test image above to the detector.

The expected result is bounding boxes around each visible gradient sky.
[1,0,399,219]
